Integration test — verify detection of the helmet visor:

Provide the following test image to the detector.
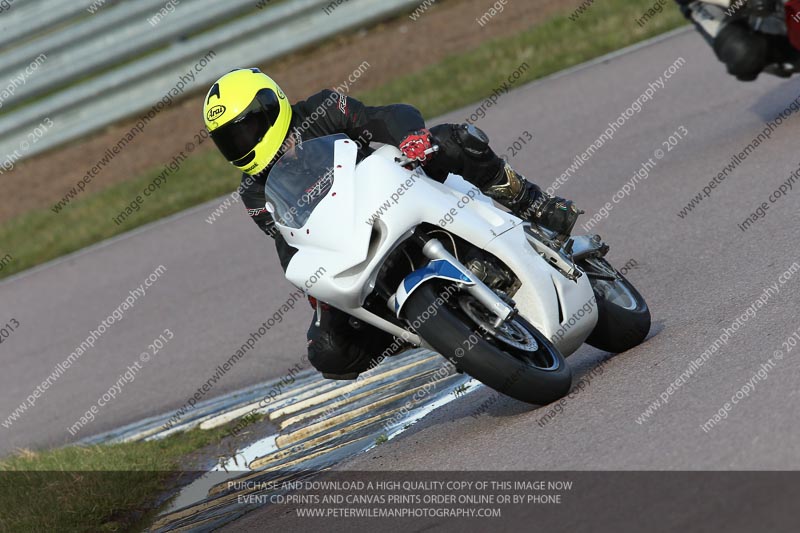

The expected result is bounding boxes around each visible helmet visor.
[210,89,282,162]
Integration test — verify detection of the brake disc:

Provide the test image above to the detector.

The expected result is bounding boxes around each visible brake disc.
[458,295,538,352]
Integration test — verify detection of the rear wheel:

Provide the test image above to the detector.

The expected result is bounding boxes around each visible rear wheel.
[403,283,572,405]
[581,257,650,353]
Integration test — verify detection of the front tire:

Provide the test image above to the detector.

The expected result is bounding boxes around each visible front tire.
[403,283,572,405]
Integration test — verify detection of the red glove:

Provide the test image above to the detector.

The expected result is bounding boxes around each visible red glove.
[399,129,434,163]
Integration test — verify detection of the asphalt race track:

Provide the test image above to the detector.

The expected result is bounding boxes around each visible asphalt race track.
[2,27,800,529]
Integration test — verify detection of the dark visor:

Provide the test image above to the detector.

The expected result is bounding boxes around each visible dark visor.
[210,89,282,162]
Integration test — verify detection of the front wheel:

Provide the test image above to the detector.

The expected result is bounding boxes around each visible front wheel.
[581,257,651,353]
[403,283,572,405]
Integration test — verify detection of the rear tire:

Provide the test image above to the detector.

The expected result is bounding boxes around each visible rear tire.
[582,258,651,354]
[403,283,572,405]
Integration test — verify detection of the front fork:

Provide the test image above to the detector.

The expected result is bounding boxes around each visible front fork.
[388,231,516,328]
[421,238,516,327]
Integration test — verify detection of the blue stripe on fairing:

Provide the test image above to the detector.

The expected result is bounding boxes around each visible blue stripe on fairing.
[393,259,473,314]
[402,259,471,293]
[394,259,475,316]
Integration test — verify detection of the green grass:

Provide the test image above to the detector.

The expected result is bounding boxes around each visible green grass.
[358,0,686,118]
[0,147,237,277]
[0,424,235,532]
[0,0,685,281]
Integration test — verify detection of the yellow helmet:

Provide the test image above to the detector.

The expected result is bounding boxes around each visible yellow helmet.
[204,68,292,175]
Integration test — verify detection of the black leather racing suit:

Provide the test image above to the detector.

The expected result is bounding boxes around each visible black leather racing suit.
[240,90,507,379]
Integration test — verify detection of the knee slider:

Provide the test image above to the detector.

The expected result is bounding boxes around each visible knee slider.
[427,123,502,187]
[453,123,491,158]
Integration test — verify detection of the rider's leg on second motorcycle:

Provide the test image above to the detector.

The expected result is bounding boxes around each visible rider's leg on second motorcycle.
[676,0,800,81]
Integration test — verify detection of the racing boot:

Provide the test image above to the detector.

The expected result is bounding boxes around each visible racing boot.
[306,297,405,380]
[482,162,582,240]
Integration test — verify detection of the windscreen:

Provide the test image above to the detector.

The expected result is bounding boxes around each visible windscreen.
[265,134,347,229]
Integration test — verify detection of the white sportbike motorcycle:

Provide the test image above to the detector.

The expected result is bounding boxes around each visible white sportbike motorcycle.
[265,135,650,404]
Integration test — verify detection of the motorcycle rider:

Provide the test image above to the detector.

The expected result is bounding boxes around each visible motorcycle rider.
[204,68,581,379]
[676,0,800,81]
